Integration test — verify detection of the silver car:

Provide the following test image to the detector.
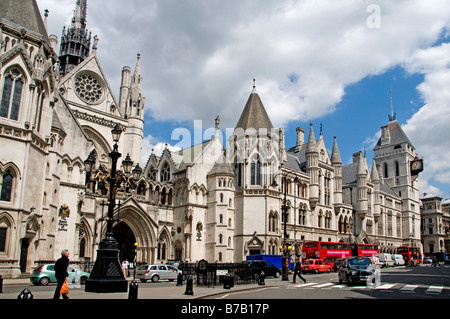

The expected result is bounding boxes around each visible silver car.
[137,264,180,282]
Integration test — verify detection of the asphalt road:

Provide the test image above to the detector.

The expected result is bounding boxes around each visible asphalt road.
[204,264,450,300]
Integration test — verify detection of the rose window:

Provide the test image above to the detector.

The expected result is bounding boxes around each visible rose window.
[75,74,103,104]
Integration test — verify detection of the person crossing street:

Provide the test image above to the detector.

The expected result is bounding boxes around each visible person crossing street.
[293,256,306,284]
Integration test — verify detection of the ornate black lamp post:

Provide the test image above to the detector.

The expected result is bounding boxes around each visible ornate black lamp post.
[272,173,299,281]
[84,124,140,293]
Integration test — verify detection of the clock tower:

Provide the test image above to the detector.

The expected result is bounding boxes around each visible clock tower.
[373,116,422,247]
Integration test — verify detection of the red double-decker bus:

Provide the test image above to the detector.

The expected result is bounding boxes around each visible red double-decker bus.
[351,243,379,257]
[397,246,422,263]
[302,241,351,268]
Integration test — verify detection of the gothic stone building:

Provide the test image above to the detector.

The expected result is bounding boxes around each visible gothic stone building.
[0,0,423,278]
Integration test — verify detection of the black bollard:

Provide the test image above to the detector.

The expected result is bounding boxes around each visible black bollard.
[258,271,265,285]
[177,272,183,286]
[0,274,3,293]
[128,280,138,299]
[223,273,231,289]
[184,275,193,295]
[18,288,33,299]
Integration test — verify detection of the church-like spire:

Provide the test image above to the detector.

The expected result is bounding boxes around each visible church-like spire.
[58,0,92,76]
[388,84,396,122]
[306,123,318,154]
[72,0,87,29]
[234,81,273,132]
[331,136,342,164]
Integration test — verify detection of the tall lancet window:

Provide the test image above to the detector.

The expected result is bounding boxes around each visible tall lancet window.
[251,155,261,185]
[0,68,24,121]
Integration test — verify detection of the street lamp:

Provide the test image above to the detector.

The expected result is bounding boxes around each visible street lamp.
[85,124,141,293]
[272,172,299,281]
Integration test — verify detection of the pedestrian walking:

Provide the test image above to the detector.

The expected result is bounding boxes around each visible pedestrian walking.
[122,259,129,277]
[432,256,440,267]
[293,257,306,284]
[53,249,70,300]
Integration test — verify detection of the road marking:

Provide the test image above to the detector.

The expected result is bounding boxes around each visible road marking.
[217,294,229,299]
[426,286,443,294]
[290,282,317,288]
[375,283,397,290]
[400,285,418,293]
[313,283,334,288]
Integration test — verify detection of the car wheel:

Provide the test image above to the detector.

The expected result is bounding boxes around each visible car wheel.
[327,267,331,273]
[80,276,88,285]
[314,269,319,274]
[39,277,50,286]
[275,271,280,278]
[151,275,159,283]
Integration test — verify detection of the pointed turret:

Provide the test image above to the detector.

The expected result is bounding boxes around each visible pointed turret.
[331,136,343,205]
[331,136,342,164]
[356,151,368,217]
[123,54,145,165]
[306,123,319,209]
[234,86,273,132]
[371,160,381,218]
[306,123,318,154]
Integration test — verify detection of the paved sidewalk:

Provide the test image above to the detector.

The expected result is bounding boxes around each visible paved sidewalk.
[0,277,288,299]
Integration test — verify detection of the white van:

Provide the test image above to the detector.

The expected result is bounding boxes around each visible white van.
[392,254,405,266]
[375,253,395,268]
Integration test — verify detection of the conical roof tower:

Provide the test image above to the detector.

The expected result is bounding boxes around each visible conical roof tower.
[234,81,273,132]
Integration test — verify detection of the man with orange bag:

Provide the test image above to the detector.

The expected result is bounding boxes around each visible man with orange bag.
[53,249,70,299]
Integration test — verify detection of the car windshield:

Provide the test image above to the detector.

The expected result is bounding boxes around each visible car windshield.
[304,260,314,265]
[348,258,371,269]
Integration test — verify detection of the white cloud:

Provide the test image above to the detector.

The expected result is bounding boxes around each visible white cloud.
[38,0,450,195]
[401,48,450,195]
[39,0,450,127]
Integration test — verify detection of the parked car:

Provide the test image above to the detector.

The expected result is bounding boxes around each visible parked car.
[302,259,332,273]
[375,253,395,268]
[392,254,405,266]
[338,256,376,285]
[423,257,432,264]
[137,264,180,282]
[240,260,282,278]
[30,264,90,286]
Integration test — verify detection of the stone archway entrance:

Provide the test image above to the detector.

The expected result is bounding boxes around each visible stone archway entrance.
[113,222,136,262]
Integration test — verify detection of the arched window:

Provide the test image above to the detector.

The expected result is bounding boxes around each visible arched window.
[0,170,14,202]
[395,161,400,177]
[384,163,389,178]
[160,163,170,182]
[269,212,278,232]
[251,155,261,185]
[0,68,24,121]
[79,238,86,258]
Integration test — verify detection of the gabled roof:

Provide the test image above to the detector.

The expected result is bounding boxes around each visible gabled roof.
[234,92,273,131]
[0,0,49,44]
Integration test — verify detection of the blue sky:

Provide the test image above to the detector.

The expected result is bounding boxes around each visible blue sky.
[40,0,450,198]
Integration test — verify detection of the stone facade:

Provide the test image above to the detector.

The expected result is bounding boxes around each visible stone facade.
[0,0,425,278]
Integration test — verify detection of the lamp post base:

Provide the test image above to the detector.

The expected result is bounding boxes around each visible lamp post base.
[281,256,289,281]
[85,239,128,293]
